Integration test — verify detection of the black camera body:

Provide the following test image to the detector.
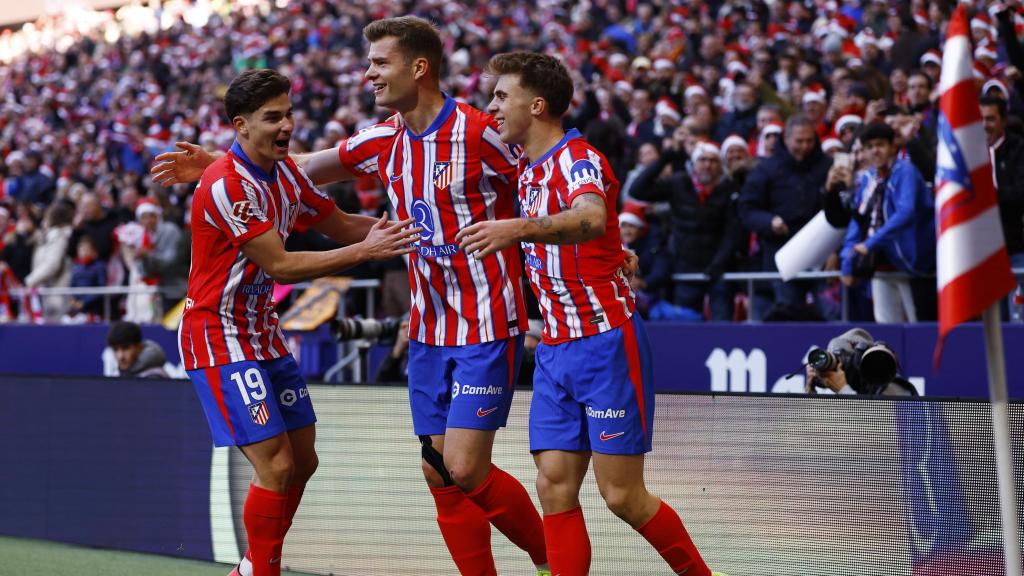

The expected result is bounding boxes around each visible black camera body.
[808,340,899,394]
[333,316,403,343]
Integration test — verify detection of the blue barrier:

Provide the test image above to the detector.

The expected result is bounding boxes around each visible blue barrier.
[0,321,1019,398]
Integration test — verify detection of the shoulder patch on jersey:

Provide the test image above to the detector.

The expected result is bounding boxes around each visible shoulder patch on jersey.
[232,200,253,223]
[567,158,601,193]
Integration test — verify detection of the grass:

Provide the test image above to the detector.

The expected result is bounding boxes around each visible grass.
[0,536,316,576]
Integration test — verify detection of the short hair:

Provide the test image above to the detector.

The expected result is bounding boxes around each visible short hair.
[980,95,1008,119]
[858,122,896,144]
[785,112,817,133]
[107,321,143,348]
[907,69,933,88]
[486,52,574,118]
[364,16,443,81]
[224,69,291,121]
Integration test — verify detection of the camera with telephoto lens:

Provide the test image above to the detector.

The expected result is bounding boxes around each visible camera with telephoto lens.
[333,316,402,343]
[808,341,899,394]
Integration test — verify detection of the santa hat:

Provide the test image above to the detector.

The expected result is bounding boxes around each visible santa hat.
[762,121,784,136]
[835,114,863,135]
[912,10,929,28]
[726,59,749,76]
[822,137,844,153]
[802,84,827,105]
[983,78,1010,99]
[655,97,682,122]
[975,43,999,63]
[653,58,674,72]
[135,197,162,220]
[973,60,992,80]
[693,140,721,160]
[971,13,994,37]
[720,134,748,159]
[618,202,648,229]
[920,49,941,68]
[684,82,708,101]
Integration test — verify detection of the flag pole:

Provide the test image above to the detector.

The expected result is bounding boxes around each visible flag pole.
[983,304,1022,576]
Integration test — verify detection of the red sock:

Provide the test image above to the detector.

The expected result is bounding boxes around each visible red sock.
[466,465,547,566]
[543,506,591,576]
[243,484,287,576]
[430,485,496,576]
[636,500,710,576]
[282,485,305,537]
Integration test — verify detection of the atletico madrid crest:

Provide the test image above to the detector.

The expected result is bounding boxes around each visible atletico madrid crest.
[525,186,543,217]
[248,401,270,426]
[433,162,454,190]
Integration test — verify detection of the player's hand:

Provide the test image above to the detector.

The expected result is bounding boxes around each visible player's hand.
[360,215,421,260]
[853,242,869,256]
[621,248,639,280]
[455,220,522,259]
[771,215,789,237]
[150,142,217,186]
[805,363,848,394]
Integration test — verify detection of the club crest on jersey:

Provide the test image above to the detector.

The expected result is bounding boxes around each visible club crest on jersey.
[567,159,601,193]
[524,186,543,217]
[433,161,454,190]
[248,401,270,426]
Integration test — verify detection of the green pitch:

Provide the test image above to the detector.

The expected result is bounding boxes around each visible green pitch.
[0,536,316,576]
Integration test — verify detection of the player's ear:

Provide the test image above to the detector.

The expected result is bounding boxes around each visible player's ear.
[413,56,429,81]
[531,96,546,118]
[232,115,248,137]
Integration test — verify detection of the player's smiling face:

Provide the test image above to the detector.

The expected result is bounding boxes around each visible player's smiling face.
[487,74,532,145]
[365,37,417,111]
[236,92,294,166]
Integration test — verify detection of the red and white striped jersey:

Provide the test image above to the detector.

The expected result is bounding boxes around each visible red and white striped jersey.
[337,95,527,346]
[180,141,335,370]
[516,129,634,345]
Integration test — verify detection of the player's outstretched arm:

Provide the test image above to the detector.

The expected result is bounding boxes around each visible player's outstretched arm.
[151,142,220,186]
[292,146,357,186]
[242,215,420,284]
[313,207,382,246]
[456,193,607,259]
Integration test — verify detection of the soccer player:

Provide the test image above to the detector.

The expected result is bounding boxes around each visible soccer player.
[456,52,714,576]
[182,68,420,576]
[153,17,549,576]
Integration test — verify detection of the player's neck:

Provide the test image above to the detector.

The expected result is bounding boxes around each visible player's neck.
[523,121,566,166]
[237,138,275,175]
[401,89,447,135]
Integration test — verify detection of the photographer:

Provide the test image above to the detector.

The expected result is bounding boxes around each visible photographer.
[805,328,917,396]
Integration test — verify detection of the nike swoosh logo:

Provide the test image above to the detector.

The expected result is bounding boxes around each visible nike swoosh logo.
[477,406,498,417]
[270,558,280,564]
[389,174,401,182]
[599,431,625,441]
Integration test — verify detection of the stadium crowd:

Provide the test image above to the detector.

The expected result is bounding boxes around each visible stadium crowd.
[0,0,1021,324]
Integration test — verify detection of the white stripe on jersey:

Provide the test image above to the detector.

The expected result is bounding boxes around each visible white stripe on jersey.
[582,283,610,333]
[232,161,270,218]
[203,318,215,368]
[218,252,248,363]
[481,124,518,175]
[411,263,429,342]
[611,272,632,320]
[210,178,245,237]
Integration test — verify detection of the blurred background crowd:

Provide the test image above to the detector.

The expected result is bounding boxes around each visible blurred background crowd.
[0,0,1020,325]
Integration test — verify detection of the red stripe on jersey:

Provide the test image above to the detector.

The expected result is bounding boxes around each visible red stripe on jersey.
[431,120,462,343]
[205,366,235,439]
[620,318,648,441]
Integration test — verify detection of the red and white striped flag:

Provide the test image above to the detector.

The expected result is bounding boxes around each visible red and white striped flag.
[935,5,1017,361]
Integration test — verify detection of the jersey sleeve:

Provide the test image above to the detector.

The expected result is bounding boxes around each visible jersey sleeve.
[287,161,337,230]
[557,143,607,206]
[202,173,275,247]
[337,120,398,177]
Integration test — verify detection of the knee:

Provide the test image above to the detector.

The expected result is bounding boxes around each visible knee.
[293,452,319,485]
[599,485,640,521]
[260,451,295,490]
[421,458,447,488]
[446,460,489,492]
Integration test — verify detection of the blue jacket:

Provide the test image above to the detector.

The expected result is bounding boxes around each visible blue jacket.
[841,158,935,276]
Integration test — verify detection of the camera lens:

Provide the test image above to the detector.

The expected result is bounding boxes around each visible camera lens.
[859,344,898,386]
[808,348,839,372]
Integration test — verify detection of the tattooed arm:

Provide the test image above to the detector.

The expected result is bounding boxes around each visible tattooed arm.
[455,193,608,258]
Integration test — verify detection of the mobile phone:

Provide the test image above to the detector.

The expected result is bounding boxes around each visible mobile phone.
[833,152,853,170]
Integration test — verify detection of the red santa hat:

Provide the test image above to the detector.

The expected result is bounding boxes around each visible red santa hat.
[822,136,844,153]
[655,97,682,122]
[135,197,162,220]
[684,81,708,101]
[983,78,1010,100]
[618,201,648,229]
[726,59,749,76]
[971,13,995,37]
[802,83,827,105]
[912,10,929,28]
[920,49,942,68]
[720,134,748,159]
[835,114,863,135]
[975,43,999,63]
[973,60,993,80]
[653,58,675,72]
[693,140,721,160]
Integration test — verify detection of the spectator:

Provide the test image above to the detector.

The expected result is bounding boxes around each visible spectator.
[840,123,935,323]
[982,97,1024,272]
[5,152,53,207]
[714,82,760,142]
[68,192,119,263]
[805,327,917,396]
[66,235,107,321]
[104,320,169,378]
[739,114,832,319]
[24,202,74,320]
[135,197,185,311]
[630,140,743,320]
[618,202,671,316]
[720,135,754,188]
[0,206,38,284]
[374,317,410,384]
